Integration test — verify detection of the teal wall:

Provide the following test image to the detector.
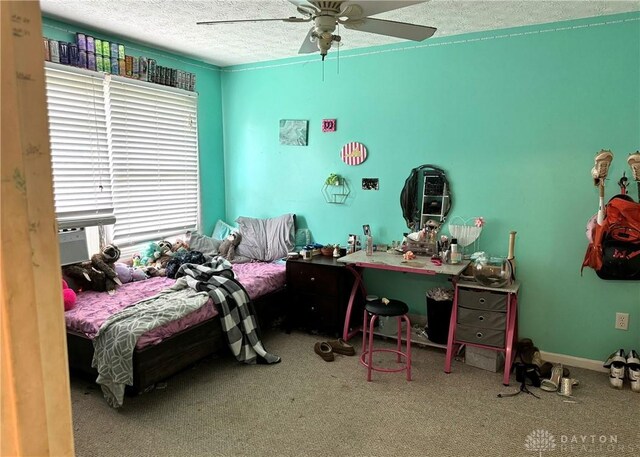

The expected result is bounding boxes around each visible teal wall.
[41,17,226,235]
[221,13,640,361]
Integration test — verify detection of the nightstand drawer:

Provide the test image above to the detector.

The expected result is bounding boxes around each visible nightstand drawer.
[458,288,507,311]
[457,307,506,329]
[295,293,340,333]
[287,263,338,296]
[456,324,505,348]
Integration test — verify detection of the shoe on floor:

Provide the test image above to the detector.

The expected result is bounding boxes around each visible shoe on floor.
[626,349,640,393]
[539,362,570,379]
[604,349,626,389]
[591,149,614,185]
[326,338,355,356]
[314,342,334,362]
[540,363,563,392]
[628,151,640,182]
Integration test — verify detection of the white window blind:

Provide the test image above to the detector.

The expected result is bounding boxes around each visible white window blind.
[45,64,115,229]
[106,77,199,247]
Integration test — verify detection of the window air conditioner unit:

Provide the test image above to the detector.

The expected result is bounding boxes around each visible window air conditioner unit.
[58,228,89,265]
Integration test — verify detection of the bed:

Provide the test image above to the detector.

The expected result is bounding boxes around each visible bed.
[65,213,297,397]
[66,261,287,394]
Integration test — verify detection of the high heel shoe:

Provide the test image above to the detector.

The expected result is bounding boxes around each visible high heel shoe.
[540,363,563,392]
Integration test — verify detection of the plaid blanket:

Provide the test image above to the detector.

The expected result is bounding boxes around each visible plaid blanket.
[173,257,281,365]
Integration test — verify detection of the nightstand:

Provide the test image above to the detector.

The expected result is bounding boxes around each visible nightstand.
[286,256,363,336]
[444,280,520,385]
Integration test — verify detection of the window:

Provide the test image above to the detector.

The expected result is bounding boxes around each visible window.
[44,63,199,249]
[45,66,114,229]
[106,78,199,247]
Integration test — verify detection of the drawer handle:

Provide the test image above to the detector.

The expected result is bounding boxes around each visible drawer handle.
[476,332,484,339]
[479,298,486,304]
[478,315,485,321]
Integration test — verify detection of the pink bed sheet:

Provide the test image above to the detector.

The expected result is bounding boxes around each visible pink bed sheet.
[65,262,285,349]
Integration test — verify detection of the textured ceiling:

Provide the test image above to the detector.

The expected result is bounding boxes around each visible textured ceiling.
[40,0,639,67]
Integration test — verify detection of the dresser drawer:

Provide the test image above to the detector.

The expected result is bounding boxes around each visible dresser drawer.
[457,307,506,330]
[458,288,507,311]
[295,293,341,334]
[456,324,505,348]
[287,263,339,296]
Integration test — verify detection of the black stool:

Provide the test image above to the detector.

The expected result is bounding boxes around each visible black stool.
[361,298,412,381]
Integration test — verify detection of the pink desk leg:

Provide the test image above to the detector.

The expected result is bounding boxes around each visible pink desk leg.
[444,286,460,374]
[502,294,518,386]
[342,266,367,341]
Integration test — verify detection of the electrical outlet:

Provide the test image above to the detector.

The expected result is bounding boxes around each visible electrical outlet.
[615,313,629,330]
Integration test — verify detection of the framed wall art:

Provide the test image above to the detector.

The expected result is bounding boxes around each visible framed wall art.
[279,119,308,146]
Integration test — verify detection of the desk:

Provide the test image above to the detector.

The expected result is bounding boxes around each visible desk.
[337,250,469,341]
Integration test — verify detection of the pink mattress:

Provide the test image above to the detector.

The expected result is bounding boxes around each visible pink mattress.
[65,262,285,349]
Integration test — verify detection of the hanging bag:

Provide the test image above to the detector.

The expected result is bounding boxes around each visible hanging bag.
[582,196,640,280]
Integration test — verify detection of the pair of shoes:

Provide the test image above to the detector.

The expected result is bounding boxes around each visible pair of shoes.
[313,339,356,362]
[628,151,640,182]
[591,150,614,185]
[604,349,640,391]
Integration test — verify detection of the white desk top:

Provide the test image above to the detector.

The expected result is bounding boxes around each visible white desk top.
[337,250,469,276]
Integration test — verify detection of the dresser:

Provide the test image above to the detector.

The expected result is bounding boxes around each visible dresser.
[444,280,520,385]
[286,256,363,336]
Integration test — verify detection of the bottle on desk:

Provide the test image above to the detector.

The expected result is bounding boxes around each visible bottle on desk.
[365,235,373,256]
[450,238,462,264]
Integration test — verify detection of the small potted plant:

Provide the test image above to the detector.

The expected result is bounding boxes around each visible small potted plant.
[325,173,341,186]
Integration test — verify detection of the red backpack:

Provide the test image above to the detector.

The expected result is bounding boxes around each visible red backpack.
[582,196,640,280]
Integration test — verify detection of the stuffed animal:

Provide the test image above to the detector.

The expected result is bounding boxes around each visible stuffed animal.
[62,263,102,292]
[114,262,148,284]
[91,244,122,293]
[154,241,174,269]
[132,253,143,268]
[218,232,242,261]
[172,238,189,253]
[62,279,76,311]
[141,242,161,266]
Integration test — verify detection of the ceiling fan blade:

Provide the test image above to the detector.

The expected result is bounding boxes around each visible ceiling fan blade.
[342,1,425,19]
[343,17,436,41]
[298,27,318,54]
[288,0,320,15]
[197,17,309,25]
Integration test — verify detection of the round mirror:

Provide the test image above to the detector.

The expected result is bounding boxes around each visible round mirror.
[400,165,452,231]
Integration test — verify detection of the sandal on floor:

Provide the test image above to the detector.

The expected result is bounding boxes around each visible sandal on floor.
[314,342,334,362]
[326,338,355,356]
[540,364,563,392]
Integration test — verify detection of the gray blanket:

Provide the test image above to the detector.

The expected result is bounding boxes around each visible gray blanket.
[173,258,281,365]
[92,287,209,408]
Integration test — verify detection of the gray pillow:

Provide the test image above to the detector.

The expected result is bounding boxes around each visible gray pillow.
[188,232,222,256]
[235,214,295,261]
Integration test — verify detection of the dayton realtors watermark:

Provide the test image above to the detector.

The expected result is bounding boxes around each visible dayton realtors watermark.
[525,429,638,455]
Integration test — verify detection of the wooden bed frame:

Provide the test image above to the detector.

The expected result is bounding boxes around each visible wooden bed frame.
[66,287,287,394]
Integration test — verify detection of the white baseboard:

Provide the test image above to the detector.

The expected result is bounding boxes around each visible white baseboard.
[540,351,607,373]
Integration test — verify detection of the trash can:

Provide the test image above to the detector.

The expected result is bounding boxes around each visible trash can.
[425,288,454,344]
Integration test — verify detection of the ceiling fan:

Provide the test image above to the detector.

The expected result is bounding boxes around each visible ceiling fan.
[197,1,437,60]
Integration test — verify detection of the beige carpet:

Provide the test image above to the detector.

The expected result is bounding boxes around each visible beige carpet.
[70,330,639,457]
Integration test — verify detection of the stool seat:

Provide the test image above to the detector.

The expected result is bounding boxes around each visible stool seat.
[365,299,408,317]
